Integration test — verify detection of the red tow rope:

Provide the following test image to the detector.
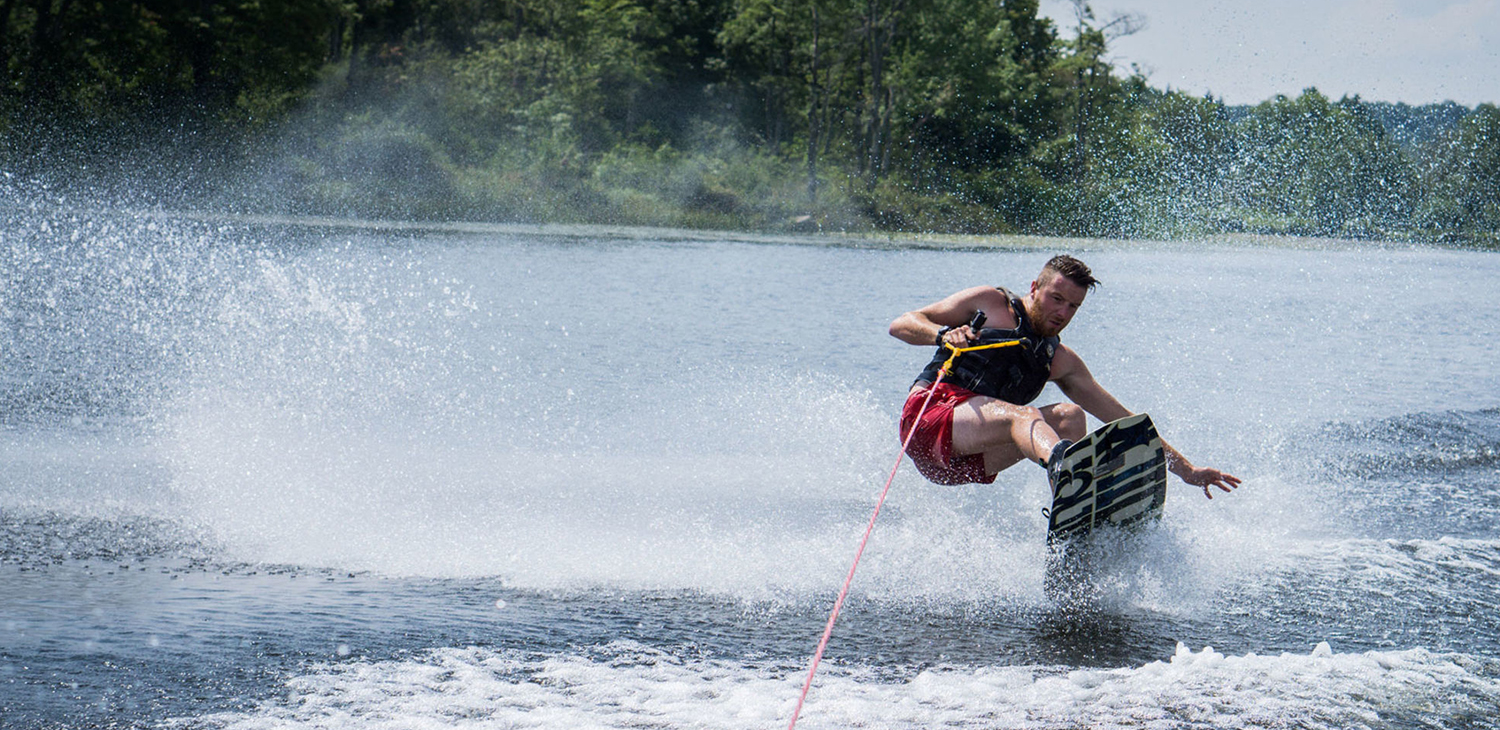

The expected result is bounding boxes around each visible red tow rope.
[785,314,1015,729]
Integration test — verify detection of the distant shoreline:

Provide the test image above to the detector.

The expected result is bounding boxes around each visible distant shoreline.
[138,208,1450,253]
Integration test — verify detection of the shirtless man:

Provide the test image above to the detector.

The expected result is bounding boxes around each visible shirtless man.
[889,255,1240,498]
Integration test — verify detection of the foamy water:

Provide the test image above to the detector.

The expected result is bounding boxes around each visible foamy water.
[179,642,1500,730]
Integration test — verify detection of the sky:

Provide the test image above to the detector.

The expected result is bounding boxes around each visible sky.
[1037,0,1500,106]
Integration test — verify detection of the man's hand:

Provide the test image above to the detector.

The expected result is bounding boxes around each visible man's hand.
[938,324,979,348]
[1179,465,1241,499]
[1164,444,1241,500]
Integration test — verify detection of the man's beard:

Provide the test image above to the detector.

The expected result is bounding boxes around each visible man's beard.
[1026,302,1061,338]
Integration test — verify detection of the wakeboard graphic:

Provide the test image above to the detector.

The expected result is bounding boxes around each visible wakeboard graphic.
[1045,413,1167,543]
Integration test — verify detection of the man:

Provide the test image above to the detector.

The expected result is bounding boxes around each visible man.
[889,254,1240,498]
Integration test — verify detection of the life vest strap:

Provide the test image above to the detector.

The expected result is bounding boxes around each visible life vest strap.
[936,339,1025,377]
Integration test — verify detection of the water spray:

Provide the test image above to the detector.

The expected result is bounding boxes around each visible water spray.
[787,311,1030,729]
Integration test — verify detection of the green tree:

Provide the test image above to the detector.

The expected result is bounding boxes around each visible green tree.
[1,0,341,126]
[1418,103,1500,244]
[445,0,663,164]
[1231,89,1414,237]
[1076,89,1236,237]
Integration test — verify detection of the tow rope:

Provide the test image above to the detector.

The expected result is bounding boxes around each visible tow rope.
[786,313,1023,729]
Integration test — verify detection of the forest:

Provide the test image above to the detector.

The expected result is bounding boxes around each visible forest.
[2,0,1497,245]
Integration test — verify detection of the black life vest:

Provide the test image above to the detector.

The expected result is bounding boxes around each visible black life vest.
[915,287,1059,405]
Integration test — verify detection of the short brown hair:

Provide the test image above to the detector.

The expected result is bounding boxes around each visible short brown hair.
[1039,254,1099,291]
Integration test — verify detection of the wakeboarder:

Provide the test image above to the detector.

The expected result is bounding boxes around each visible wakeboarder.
[889,255,1240,497]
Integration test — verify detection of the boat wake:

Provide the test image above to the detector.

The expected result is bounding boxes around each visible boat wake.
[172,640,1500,730]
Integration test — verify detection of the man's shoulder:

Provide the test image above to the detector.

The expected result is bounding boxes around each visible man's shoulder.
[963,286,1018,324]
[953,284,1011,299]
[947,285,1012,306]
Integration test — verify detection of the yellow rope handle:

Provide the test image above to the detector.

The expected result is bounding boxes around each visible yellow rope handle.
[937,339,1024,377]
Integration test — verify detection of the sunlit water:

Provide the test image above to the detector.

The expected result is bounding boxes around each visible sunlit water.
[3,200,1500,728]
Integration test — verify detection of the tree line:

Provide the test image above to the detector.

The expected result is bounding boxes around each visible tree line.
[2,0,1496,245]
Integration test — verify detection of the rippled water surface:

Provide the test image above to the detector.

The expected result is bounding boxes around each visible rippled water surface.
[3,204,1499,728]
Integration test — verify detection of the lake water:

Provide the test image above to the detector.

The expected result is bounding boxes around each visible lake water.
[3,203,1500,728]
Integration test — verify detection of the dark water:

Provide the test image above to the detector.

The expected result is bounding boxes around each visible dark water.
[3,203,1500,728]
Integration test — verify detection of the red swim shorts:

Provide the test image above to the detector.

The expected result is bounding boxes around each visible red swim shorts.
[899,382,995,486]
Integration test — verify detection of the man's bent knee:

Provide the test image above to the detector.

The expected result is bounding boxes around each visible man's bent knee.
[1047,403,1087,441]
[1017,404,1045,423]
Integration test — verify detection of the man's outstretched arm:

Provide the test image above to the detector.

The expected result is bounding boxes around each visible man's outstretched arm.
[1053,346,1242,499]
[889,286,1012,346]
[1160,442,1242,499]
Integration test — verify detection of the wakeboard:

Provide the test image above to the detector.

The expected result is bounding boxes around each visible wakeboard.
[1045,413,1168,543]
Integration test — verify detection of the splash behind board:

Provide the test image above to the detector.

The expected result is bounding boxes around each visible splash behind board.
[1046,413,1167,542]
